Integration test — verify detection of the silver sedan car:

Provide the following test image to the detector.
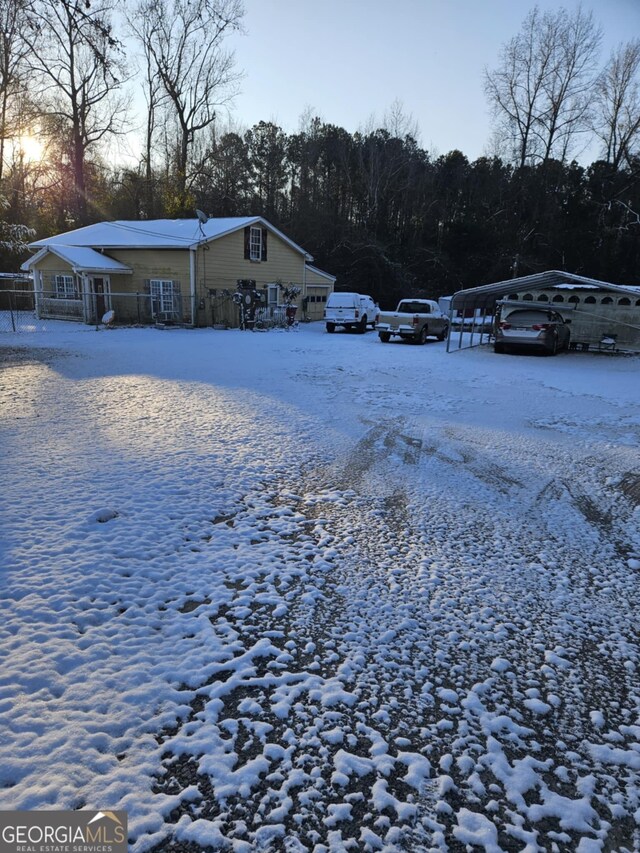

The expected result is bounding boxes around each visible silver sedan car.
[494,307,571,355]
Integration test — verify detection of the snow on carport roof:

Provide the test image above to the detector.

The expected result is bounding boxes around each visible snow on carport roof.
[450,270,640,311]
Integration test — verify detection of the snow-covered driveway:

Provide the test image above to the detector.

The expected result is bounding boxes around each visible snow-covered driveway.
[1,322,639,852]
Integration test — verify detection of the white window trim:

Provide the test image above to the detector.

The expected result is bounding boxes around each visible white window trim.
[249,226,262,261]
[54,274,79,300]
[267,283,280,306]
[150,279,178,317]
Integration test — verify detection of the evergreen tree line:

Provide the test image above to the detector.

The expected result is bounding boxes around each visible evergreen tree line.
[0,0,638,306]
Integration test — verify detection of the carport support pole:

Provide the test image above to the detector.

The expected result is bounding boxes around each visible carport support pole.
[189,249,196,327]
[479,301,488,345]
[457,299,465,350]
[469,309,478,346]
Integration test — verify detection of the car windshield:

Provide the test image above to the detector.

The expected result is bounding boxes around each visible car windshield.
[503,309,559,325]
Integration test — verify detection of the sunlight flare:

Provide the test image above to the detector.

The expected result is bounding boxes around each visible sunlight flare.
[18,133,45,163]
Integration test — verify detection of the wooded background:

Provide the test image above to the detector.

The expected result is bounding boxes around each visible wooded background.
[1,0,638,306]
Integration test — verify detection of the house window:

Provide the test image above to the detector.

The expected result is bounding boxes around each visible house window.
[601,296,613,304]
[523,293,533,301]
[585,295,596,304]
[249,227,262,261]
[150,279,178,316]
[619,297,631,305]
[267,284,279,306]
[538,294,549,301]
[552,294,564,302]
[568,295,579,303]
[54,274,78,299]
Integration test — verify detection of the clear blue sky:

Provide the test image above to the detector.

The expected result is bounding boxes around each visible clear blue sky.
[225,0,640,162]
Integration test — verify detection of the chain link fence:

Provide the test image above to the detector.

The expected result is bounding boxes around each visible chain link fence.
[1,286,304,333]
[0,288,48,332]
[0,287,190,332]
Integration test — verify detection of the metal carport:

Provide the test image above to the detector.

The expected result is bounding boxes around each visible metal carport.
[445,270,640,352]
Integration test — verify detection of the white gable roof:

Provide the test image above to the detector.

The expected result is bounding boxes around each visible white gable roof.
[29,216,313,259]
[22,245,133,273]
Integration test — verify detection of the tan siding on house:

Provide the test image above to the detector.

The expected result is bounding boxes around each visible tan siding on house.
[107,249,191,293]
[195,227,306,327]
[106,249,192,324]
[36,254,78,297]
[199,228,305,293]
[305,268,335,287]
[37,254,74,274]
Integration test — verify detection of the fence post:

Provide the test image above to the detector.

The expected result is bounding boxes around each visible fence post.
[9,290,16,332]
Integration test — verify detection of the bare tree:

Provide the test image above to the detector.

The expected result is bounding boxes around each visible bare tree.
[593,40,640,170]
[0,0,31,182]
[24,0,127,224]
[537,7,602,162]
[131,0,244,212]
[129,4,167,217]
[383,99,420,143]
[485,5,601,166]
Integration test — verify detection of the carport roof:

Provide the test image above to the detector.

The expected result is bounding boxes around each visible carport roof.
[450,270,640,311]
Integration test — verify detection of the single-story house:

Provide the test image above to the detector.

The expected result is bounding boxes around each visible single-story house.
[445,271,640,352]
[20,217,336,327]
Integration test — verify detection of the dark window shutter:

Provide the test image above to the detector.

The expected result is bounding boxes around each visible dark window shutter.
[244,226,250,259]
[143,278,151,293]
[173,280,181,293]
[261,228,268,261]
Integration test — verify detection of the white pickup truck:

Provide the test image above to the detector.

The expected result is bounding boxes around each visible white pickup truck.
[376,299,449,344]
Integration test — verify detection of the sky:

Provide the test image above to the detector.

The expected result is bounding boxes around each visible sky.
[223,0,640,163]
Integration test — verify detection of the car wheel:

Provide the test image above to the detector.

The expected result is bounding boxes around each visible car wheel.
[379,332,391,343]
[358,316,367,334]
[437,324,449,341]
[326,323,335,333]
[416,326,428,345]
[548,335,559,356]
[494,342,505,353]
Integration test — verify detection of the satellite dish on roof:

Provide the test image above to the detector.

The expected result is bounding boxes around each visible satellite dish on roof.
[196,209,209,225]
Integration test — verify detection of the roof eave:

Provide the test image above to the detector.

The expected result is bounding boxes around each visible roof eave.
[196,216,313,260]
[22,244,133,274]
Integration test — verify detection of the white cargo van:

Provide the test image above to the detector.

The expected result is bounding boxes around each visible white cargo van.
[324,292,379,333]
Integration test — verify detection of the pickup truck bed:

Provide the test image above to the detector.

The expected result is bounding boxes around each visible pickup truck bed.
[376,299,449,344]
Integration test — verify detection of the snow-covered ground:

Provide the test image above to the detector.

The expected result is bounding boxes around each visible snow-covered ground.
[1,320,639,853]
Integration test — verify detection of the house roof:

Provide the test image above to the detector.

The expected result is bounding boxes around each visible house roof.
[28,216,313,260]
[22,245,133,274]
[450,271,640,311]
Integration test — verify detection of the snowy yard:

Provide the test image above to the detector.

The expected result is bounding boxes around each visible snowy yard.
[1,321,639,853]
